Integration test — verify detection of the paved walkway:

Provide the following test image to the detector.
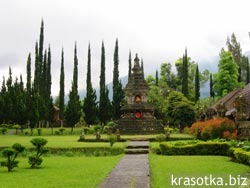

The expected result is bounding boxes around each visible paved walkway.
[99,141,150,188]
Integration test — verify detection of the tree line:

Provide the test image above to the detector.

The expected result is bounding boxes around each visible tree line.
[0,20,249,131]
[0,20,124,132]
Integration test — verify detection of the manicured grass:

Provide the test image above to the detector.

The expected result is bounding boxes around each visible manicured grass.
[149,154,250,188]
[0,155,123,188]
[0,135,128,149]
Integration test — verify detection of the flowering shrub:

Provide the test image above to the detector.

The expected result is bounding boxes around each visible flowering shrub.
[190,118,237,140]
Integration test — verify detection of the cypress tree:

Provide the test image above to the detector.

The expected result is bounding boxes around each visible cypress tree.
[1,77,6,94]
[128,51,132,79]
[210,73,215,98]
[113,39,119,91]
[26,53,32,126]
[242,55,250,84]
[65,43,81,133]
[59,48,65,120]
[34,20,45,95]
[83,44,98,125]
[141,58,144,78]
[39,20,44,66]
[45,46,53,125]
[34,42,40,93]
[30,88,40,134]
[155,69,159,86]
[247,58,250,84]
[38,50,47,122]
[5,67,14,122]
[13,75,27,126]
[0,77,6,122]
[112,39,124,119]
[46,46,52,99]
[99,41,112,125]
[194,64,200,103]
[41,49,47,97]
[182,48,189,98]
[26,53,32,93]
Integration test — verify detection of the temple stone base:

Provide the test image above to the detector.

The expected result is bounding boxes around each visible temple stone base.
[115,119,164,134]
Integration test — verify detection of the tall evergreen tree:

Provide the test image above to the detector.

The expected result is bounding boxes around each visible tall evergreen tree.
[26,53,32,93]
[113,39,119,92]
[41,50,47,97]
[99,41,112,125]
[30,89,40,134]
[210,73,215,98]
[194,64,200,103]
[83,44,98,125]
[33,42,40,93]
[39,20,44,66]
[1,77,6,94]
[181,48,189,98]
[155,69,159,86]
[38,50,47,122]
[0,77,6,123]
[246,58,250,84]
[45,46,53,125]
[128,51,132,79]
[46,46,52,99]
[34,20,45,95]
[26,53,32,126]
[141,58,144,78]
[65,43,81,133]
[13,75,27,126]
[112,39,124,119]
[242,55,250,84]
[59,48,65,120]
[5,67,14,122]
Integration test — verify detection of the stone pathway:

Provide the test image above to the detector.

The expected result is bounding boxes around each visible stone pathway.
[98,141,150,188]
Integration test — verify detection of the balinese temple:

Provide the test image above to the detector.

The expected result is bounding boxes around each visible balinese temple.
[116,54,164,134]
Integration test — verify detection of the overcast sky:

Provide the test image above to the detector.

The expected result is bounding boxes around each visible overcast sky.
[1,0,250,96]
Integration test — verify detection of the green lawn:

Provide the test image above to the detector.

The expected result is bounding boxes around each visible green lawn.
[0,135,128,149]
[0,155,123,188]
[149,154,250,188]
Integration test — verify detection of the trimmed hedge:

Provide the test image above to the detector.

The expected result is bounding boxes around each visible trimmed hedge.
[48,147,124,156]
[159,142,231,156]
[78,138,126,142]
[233,148,250,166]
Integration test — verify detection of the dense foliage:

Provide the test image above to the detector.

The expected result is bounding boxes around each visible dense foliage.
[214,50,241,97]
[165,91,195,128]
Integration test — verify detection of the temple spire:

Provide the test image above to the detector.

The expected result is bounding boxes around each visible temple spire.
[134,53,140,68]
